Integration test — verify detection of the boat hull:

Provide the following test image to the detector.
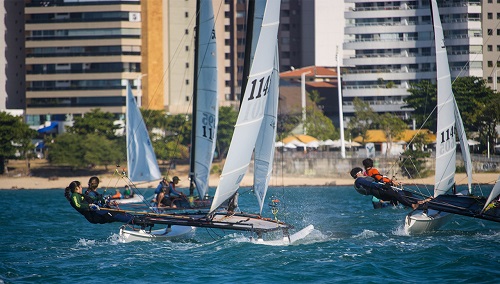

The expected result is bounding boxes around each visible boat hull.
[114,194,145,204]
[405,209,454,234]
[119,225,195,242]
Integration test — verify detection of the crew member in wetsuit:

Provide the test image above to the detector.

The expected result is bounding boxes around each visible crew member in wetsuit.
[362,158,399,185]
[65,181,132,224]
[350,167,419,209]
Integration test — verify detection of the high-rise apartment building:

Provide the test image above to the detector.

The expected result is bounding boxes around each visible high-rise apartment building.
[24,0,143,125]
[343,0,483,120]
[278,0,348,72]
[482,0,500,91]
[0,0,26,111]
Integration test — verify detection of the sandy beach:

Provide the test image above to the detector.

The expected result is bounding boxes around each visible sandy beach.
[1,169,498,190]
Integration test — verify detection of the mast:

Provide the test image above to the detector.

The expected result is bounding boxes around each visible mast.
[336,47,346,158]
[189,0,201,194]
[240,0,255,105]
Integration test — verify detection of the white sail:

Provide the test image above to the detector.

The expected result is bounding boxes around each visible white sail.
[483,176,500,212]
[210,1,281,213]
[126,82,161,182]
[453,99,472,193]
[253,45,279,214]
[432,0,456,197]
[191,0,218,199]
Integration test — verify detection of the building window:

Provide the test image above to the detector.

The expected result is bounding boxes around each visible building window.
[185,12,189,18]
[185,46,189,51]
[185,79,189,85]
[185,62,189,68]
[185,29,189,35]
[497,29,500,36]
[497,45,500,51]
[488,29,493,35]
[488,77,493,83]
[497,13,500,19]
[488,61,493,67]
[488,45,493,51]
[488,13,493,19]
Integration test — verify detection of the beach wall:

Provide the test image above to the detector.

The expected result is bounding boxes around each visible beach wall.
[248,152,500,179]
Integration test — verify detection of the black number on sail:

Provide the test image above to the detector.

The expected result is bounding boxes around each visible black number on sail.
[440,126,455,144]
[201,113,215,140]
[247,75,271,101]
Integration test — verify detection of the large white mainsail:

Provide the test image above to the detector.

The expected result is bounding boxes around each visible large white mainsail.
[190,0,218,199]
[126,82,161,182]
[433,0,456,197]
[405,0,473,234]
[210,1,281,213]
[253,45,279,214]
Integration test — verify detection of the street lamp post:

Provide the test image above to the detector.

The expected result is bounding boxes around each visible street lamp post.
[301,71,311,134]
[337,47,346,158]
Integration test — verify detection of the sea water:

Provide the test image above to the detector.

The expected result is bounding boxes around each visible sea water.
[1,185,499,283]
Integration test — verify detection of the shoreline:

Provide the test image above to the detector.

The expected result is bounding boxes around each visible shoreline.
[0,172,498,190]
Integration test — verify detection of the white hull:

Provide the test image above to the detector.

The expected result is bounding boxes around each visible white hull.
[119,226,195,243]
[113,194,145,204]
[405,209,454,234]
[252,225,314,246]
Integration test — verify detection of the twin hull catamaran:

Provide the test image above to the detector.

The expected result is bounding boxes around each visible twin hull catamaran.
[405,0,500,233]
[117,0,310,243]
[404,0,471,234]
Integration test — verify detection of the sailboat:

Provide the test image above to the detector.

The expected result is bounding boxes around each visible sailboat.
[404,0,475,233]
[118,0,313,244]
[118,0,218,241]
[113,82,162,205]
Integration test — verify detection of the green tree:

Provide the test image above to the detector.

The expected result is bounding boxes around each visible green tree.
[217,106,238,159]
[304,106,338,140]
[347,98,378,143]
[405,80,437,129]
[308,90,324,105]
[0,112,37,174]
[69,109,119,140]
[399,133,432,178]
[82,134,123,170]
[473,91,500,155]
[377,113,407,156]
[405,77,494,133]
[277,113,301,139]
[47,132,85,168]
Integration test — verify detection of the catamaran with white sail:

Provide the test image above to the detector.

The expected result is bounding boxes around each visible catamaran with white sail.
[404,0,500,233]
[118,0,313,243]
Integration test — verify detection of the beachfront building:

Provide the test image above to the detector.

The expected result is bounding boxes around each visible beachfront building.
[343,0,483,121]
[24,0,144,127]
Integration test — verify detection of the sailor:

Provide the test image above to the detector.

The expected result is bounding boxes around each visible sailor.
[110,189,122,200]
[123,185,133,198]
[65,181,130,224]
[350,167,419,209]
[84,176,106,206]
[362,158,399,186]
